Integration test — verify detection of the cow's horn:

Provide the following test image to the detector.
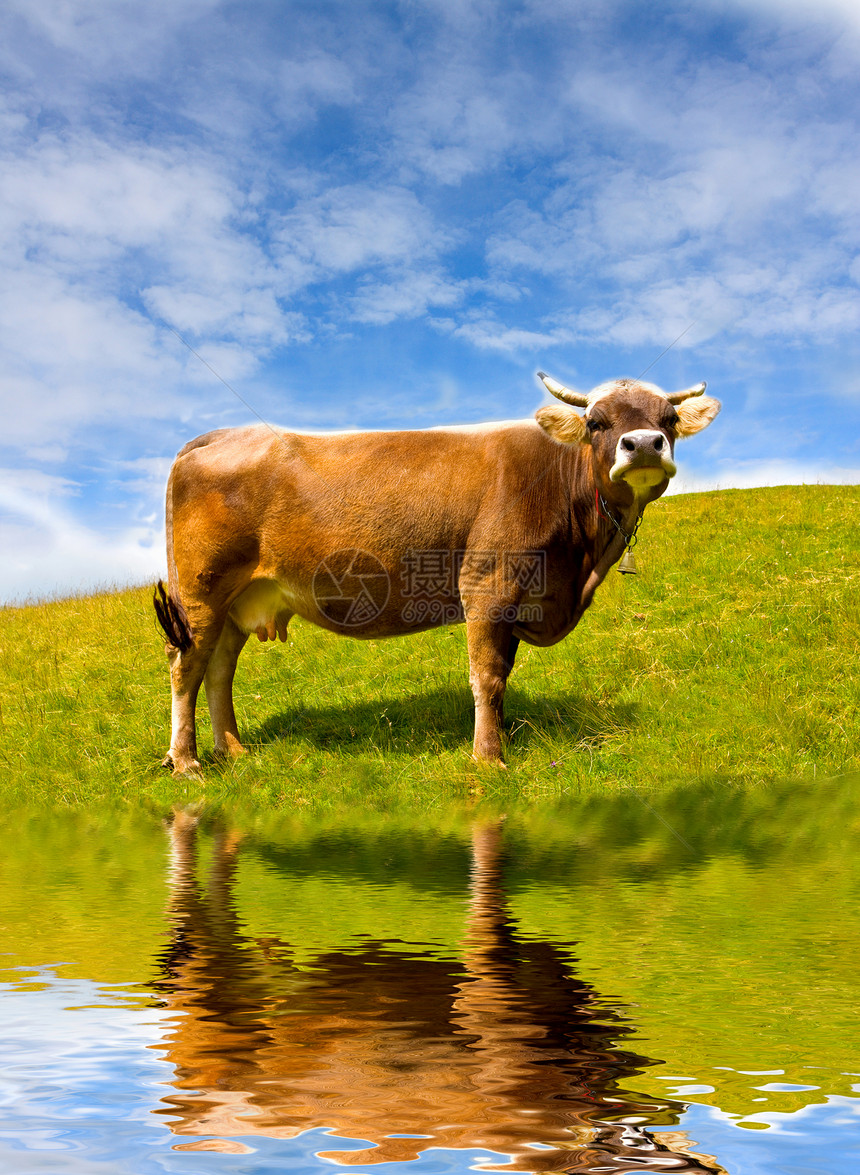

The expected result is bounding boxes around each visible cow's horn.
[666,381,707,404]
[537,370,590,408]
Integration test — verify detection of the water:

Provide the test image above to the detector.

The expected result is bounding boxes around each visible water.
[2,777,859,1174]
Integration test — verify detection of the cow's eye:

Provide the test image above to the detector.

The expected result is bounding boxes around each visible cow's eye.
[586,417,605,433]
[665,412,679,430]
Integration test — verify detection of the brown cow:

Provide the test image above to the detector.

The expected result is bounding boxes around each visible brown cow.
[155,373,719,774]
[154,809,725,1172]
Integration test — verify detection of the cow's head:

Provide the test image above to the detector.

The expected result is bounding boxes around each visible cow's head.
[535,372,720,507]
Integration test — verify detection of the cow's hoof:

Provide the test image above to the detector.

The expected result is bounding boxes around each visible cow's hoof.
[163,754,202,778]
[172,763,203,779]
[471,752,507,770]
[213,738,248,762]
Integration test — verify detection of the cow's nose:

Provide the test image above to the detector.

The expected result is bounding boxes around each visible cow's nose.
[620,431,665,456]
[611,429,677,484]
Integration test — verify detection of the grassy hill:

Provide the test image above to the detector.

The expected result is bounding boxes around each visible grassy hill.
[1,484,858,806]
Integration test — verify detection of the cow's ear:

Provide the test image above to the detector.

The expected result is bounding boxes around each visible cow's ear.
[535,404,588,445]
[675,395,721,438]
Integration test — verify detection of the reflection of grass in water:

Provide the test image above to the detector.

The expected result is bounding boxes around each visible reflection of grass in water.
[3,774,860,1130]
[1,484,858,804]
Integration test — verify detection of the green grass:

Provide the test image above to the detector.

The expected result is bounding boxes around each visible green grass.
[1,484,858,805]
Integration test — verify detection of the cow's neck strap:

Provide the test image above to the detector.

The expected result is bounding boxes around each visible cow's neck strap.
[596,488,642,550]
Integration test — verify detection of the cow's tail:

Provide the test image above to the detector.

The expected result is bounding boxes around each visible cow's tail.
[153,580,193,653]
[155,458,194,653]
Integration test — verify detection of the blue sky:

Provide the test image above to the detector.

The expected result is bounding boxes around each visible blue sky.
[2,0,859,602]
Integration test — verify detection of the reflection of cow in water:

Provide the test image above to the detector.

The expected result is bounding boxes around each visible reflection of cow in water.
[154,812,724,1173]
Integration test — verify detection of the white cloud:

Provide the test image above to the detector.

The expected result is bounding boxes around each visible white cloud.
[0,131,294,448]
[0,269,180,449]
[276,185,447,273]
[438,315,571,353]
[483,38,860,350]
[391,87,519,183]
[2,0,220,77]
[0,478,163,603]
[0,132,310,355]
[382,6,562,184]
[350,270,466,325]
[0,468,80,498]
[669,459,860,495]
[0,138,235,253]
[143,286,306,349]
[277,51,356,115]
[110,455,173,501]
[558,269,860,351]
[731,0,860,36]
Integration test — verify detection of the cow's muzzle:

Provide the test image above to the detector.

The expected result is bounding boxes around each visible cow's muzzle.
[609,429,677,488]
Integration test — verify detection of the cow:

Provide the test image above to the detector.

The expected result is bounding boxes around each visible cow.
[154,372,720,775]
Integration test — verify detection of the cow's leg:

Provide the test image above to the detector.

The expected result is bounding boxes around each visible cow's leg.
[164,613,225,777]
[204,615,250,760]
[466,618,515,766]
